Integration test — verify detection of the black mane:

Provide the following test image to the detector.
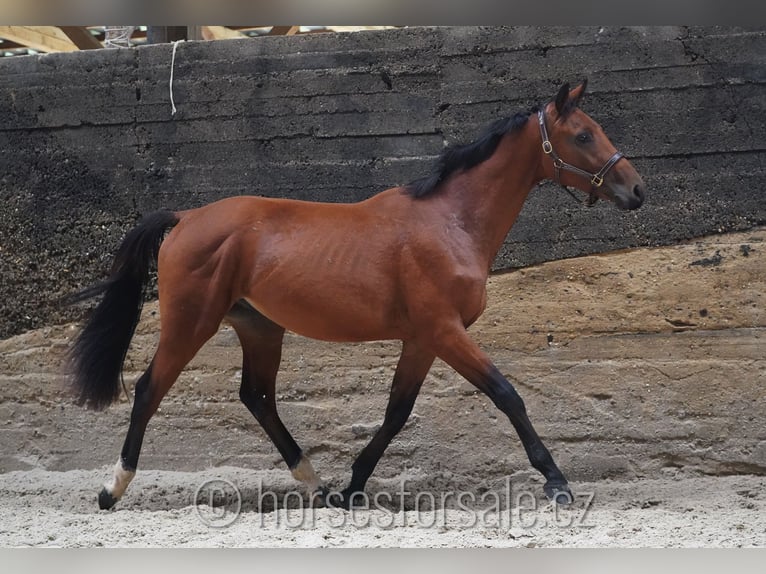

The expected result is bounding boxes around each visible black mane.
[404,108,537,198]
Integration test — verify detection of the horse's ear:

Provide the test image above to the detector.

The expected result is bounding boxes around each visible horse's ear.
[568,78,588,108]
[555,79,588,117]
[554,82,570,115]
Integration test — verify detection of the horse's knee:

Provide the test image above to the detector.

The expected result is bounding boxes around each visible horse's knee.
[239,385,273,421]
[239,385,257,410]
[385,406,412,433]
[495,385,526,413]
[486,368,527,414]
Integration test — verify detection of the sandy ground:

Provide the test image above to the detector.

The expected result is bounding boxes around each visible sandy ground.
[1,468,764,547]
[0,228,764,547]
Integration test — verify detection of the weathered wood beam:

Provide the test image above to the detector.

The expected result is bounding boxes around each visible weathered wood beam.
[268,26,300,36]
[0,26,79,53]
[59,26,103,50]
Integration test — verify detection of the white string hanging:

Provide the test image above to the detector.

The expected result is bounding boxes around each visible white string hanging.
[169,39,184,116]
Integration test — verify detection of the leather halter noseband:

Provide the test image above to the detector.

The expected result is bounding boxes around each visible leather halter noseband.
[537,109,624,206]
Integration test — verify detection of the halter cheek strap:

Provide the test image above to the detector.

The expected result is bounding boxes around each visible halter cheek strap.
[537,109,624,204]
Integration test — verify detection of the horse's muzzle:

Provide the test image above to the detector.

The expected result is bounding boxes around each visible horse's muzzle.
[613,182,646,210]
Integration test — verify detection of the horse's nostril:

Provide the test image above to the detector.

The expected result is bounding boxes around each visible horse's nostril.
[633,184,645,202]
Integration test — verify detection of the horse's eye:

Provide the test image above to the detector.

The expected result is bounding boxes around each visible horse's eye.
[576,132,592,144]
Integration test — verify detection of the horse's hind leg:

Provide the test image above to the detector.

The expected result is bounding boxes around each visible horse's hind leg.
[99,291,230,510]
[226,302,323,494]
[333,340,435,508]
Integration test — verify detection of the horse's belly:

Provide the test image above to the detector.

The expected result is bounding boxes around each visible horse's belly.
[243,281,404,343]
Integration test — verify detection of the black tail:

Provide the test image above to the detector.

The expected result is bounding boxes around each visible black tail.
[67,210,180,410]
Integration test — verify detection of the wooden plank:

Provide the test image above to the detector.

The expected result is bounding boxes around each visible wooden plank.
[200,26,245,40]
[0,26,78,52]
[268,26,300,36]
[59,26,102,50]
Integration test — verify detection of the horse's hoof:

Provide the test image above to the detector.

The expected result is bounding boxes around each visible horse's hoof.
[311,486,330,507]
[98,487,119,510]
[544,481,573,505]
[323,489,366,510]
[343,490,369,509]
[322,491,346,510]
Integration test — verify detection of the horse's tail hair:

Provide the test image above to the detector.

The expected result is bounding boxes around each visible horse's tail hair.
[67,210,180,410]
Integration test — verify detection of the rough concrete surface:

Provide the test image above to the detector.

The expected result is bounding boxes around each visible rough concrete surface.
[0,228,763,547]
[1,26,764,337]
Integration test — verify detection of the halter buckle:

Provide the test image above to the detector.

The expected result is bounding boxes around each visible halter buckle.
[542,140,553,154]
[590,174,604,187]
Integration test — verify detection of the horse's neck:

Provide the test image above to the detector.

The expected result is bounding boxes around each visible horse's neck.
[440,123,543,268]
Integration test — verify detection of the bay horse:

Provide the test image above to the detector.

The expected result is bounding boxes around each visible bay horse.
[68,81,645,511]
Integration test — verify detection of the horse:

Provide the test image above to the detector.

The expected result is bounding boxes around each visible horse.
[68,80,645,511]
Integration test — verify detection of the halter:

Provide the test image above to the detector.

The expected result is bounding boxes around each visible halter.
[537,109,624,206]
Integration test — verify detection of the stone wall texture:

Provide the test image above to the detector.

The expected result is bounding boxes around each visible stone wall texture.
[1,26,764,338]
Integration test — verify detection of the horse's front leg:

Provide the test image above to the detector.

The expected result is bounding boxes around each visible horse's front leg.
[328,340,435,509]
[429,320,572,504]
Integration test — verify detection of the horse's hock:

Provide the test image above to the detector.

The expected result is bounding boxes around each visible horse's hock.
[0,26,764,486]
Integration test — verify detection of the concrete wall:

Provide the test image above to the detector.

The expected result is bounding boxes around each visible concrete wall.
[0,26,764,338]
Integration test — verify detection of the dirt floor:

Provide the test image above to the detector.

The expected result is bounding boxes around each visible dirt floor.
[0,228,764,547]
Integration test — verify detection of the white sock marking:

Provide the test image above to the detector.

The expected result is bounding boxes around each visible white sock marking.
[291,456,323,492]
[104,457,136,500]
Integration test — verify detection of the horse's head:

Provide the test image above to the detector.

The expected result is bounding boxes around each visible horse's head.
[539,80,645,210]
